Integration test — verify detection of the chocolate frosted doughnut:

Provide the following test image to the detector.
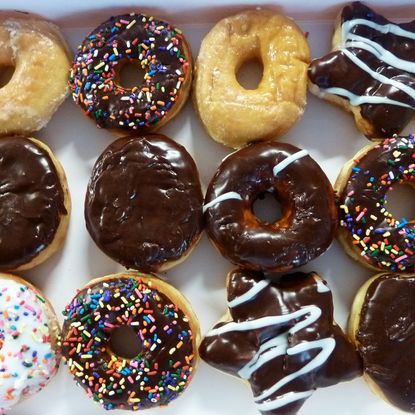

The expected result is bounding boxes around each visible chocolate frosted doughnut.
[61,272,200,410]
[0,136,70,271]
[308,2,415,138]
[85,134,203,272]
[200,269,362,415]
[204,142,337,271]
[349,273,415,412]
[70,12,192,132]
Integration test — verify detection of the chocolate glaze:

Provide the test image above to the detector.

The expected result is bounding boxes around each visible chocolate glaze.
[200,270,362,415]
[308,2,415,138]
[70,13,191,131]
[0,136,67,269]
[85,134,203,271]
[61,275,196,410]
[356,273,415,412]
[338,135,415,272]
[204,142,337,272]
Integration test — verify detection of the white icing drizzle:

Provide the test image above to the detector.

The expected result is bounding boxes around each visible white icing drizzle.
[321,17,415,108]
[322,87,413,108]
[313,275,330,293]
[203,191,242,213]
[0,279,59,411]
[228,279,270,308]
[272,150,309,176]
[207,282,336,412]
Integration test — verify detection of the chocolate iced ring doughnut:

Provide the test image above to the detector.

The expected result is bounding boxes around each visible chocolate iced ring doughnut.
[204,142,337,271]
[349,272,415,412]
[61,272,200,410]
[336,134,415,272]
[0,136,70,271]
[85,134,203,272]
[70,12,192,133]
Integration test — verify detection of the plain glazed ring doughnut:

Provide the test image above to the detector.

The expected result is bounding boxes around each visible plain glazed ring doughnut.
[70,12,192,133]
[349,273,415,412]
[61,272,200,411]
[336,134,415,272]
[0,17,70,135]
[200,269,361,415]
[0,273,60,411]
[85,134,203,272]
[194,9,310,148]
[204,142,337,271]
[0,136,71,271]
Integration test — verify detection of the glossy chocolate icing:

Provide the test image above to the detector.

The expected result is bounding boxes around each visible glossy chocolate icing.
[356,273,415,412]
[200,270,362,415]
[85,134,203,271]
[204,142,337,272]
[308,2,415,138]
[61,275,196,410]
[338,135,415,272]
[0,136,66,269]
[70,13,191,131]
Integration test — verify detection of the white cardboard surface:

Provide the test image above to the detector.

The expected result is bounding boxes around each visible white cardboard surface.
[1,3,414,415]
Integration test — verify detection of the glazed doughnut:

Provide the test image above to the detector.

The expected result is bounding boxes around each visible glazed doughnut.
[0,16,70,135]
[336,134,415,272]
[0,136,70,271]
[70,12,192,133]
[349,272,415,412]
[0,273,60,411]
[308,2,415,139]
[204,142,337,272]
[61,272,200,410]
[85,134,203,272]
[200,269,362,415]
[194,9,310,148]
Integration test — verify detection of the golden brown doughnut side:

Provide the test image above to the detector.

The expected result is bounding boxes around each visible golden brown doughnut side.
[0,17,70,135]
[194,9,310,149]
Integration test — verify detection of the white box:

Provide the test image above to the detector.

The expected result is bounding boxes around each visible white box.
[1,1,414,414]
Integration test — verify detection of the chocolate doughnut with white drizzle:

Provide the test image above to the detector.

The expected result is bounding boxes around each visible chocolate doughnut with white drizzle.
[308,1,415,138]
[200,269,362,415]
[204,142,337,272]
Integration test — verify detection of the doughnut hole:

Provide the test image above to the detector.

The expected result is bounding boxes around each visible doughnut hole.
[0,65,15,88]
[116,59,146,90]
[385,184,415,223]
[252,191,283,224]
[109,326,142,359]
[236,57,264,90]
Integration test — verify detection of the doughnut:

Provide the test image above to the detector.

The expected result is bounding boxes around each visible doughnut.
[200,269,362,415]
[0,136,70,271]
[204,142,337,272]
[61,271,200,410]
[308,2,415,139]
[0,273,60,411]
[194,9,310,149]
[349,272,415,411]
[336,134,415,272]
[85,134,203,272]
[70,12,192,133]
[0,16,70,135]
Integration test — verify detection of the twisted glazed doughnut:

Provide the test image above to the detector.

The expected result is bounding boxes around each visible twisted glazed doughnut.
[70,12,192,133]
[61,272,200,410]
[0,273,60,411]
[0,16,70,135]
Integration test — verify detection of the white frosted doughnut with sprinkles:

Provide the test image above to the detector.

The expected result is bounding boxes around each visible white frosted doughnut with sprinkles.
[0,273,60,411]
